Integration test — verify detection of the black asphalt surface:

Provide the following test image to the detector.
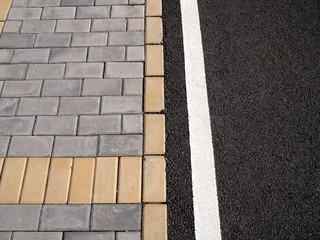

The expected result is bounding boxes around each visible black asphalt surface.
[164,0,320,239]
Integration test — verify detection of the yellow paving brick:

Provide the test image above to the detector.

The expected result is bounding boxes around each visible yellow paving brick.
[45,158,73,204]
[146,17,163,44]
[145,77,164,112]
[143,156,166,202]
[146,0,162,17]
[68,158,95,204]
[0,158,27,204]
[0,158,4,175]
[93,157,118,204]
[0,22,4,33]
[20,158,50,204]
[144,114,165,155]
[143,204,167,240]
[118,157,142,203]
[146,45,164,76]
[0,0,12,21]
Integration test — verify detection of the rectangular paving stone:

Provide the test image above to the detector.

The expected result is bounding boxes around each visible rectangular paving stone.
[42,7,76,19]
[21,20,56,33]
[127,46,144,61]
[99,135,143,156]
[128,18,144,31]
[144,77,164,112]
[93,157,118,204]
[2,81,42,97]
[0,232,11,240]
[82,79,121,96]
[42,79,81,97]
[28,0,61,7]
[0,49,14,63]
[146,17,162,44]
[50,48,87,63]
[40,205,91,231]
[12,0,28,7]
[8,8,42,20]
[61,0,94,6]
[88,47,125,62]
[66,63,103,79]
[68,158,95,204]
[27,64,65,79]
[53,136,98,157]
[123,78,143,96]
[0,158,27,204]
[64,232,114,240]
[130,0,145,3]
[91,204,141,231]
[143,204,167,240]
[146,45,164,76]
[8,136,54,157]
[0,98,18,116]
[105,62,143,78]
[0,137,10,156]
[146,0,162,16]
[0,0,12,21]
[91,19,126,32]
[109,32,144,45]
[0,34,35,48]
[76,6,110,19]
[3,21,22,33]
[34,116,77,135]
[144,114,165,155]
[78,115,121,135]
[96,0,128,5]
[116,232,141,240]
[71,33,107,46]
[59,97,100,115]
[13,48,50,63]
[45,158,73,204]
[20,158,50,204]
[111,6,144,18]
[56,19,91,32]
[101,96,142,114]
[12,232,63,240]
[118,157,142,203]
[0,205,41,231]
[123,114,143,134]
[35,33,71,48]
[0,64,27,80]
[0,117,34,135]
[18,97,59,115]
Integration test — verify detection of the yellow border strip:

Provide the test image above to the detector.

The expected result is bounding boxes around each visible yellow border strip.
[0,0,12,33]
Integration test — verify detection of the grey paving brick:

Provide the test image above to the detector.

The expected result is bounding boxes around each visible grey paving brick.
[2,21,22,33]
[34,116,77,135]
[59,97,100,115]
[109,32,144,46]
[0,81,4,93]
[21,20,56,33]
[88,47,125,62]
[78,115,121,135]
[122,114,143,134]
[76,6,110,19]
[56,20,91,32]
[123,78,143,95]
[53,136,98,157]
[26,64,65,79]
[99,135,143,156]
[91,19,126,32]
[127,46,144,61]
[130,0,145,3]
[71,33,107,47]
[18,97,59,115]
[116,232,141,240]
[28,0,61,7]
[0,232,11,240]
[105,62,143,78]
[0,137,10,157]
[13,48,50,63]
[42,80,82,96]
[12,232,63,240]
[8,8,42,20]
[12,0,28,7]
[50,48,87,63]
[82,79,122,96]
[61,0,94,6]
[2,81,42,97]
[111,6,144,18]
[101,96,142,114]
[35,33,71,48]
[9,136,54,156]
[64,232,114,240]
[127,18,144,31]
[0,64,27,80]
[65,63,103,79]
[91,204,141,231]
[0,205,41,231]
[40,205,91,231]
[96,0,128,5]
[42,7,76,19]
[0,34,35,48]
[0,49,14,63]
[0,98,19,116]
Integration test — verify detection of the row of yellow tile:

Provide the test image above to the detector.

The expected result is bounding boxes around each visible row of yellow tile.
[0,0,12,32]
[0,156,166,204]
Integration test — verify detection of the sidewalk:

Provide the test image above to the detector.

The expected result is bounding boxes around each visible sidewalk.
[0,0,166,239]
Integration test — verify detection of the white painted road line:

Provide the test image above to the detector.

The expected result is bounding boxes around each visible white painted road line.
[180,0,222,239]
